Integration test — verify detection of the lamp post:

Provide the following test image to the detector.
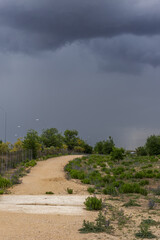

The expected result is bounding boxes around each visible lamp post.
[0,106,7,143]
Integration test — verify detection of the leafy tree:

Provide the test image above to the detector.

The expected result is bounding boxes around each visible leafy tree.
[0,142,11,154]
[41,128,63,148]
[64,129,78,150]
[94,141,104,154]
[76,138,93,154]
[94,137,114,155]
[136,146,147,156]
[83,143,93,154]
[145,135,160,155]
[11,138,23,152]
[110,147,125,161]
[23,129,41,159]
[73,146,85,153]
[103,136,115,154]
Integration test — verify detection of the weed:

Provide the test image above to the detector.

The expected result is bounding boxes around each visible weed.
[135,222,157,239]
[148,200,156,210]
[123,199,141,207]
[79,211,113,233]
[142,219,160,226]
[152,186,160,196]
[46,191,54,194]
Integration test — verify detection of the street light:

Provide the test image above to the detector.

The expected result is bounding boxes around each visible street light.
[0,106,7,143]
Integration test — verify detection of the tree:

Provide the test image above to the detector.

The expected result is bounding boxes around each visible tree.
[94,137,114,155]
[23,129,41,159]
[0,142,11,154]
[103,136,115,154]
[64,129,78,150]
[41,128,64,148]
[145,135,160,155]
[11,138,23,152]
[136,146,147,156]
[110,147,125,161]
[83,143,93,154]
[94,141,104,154]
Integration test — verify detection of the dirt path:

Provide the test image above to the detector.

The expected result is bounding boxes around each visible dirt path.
[10,155,88,195]
[0,155,117,240]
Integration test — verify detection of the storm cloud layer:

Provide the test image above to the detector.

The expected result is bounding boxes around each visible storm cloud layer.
[0,0,160,51]
[0,0,160,148]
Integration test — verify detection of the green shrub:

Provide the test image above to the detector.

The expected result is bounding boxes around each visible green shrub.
[103,186,118,196]
[123,199,141,207]
[79,211,112,233]
[67,188,73,194]
[81,178,90,184]
[135,223,157,238]
[152,187,160,196]
[112,167,125,175]
[25,160,37,167]
[139,180,149,186]
[0,176,11,188]
[0,190,4,194]
[119,183,147,196]
[87,187,95,194]
[46,191,54,194]
[84,197,102,211]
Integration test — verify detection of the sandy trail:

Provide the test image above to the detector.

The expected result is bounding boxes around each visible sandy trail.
[10,155,87,195]
[0,155,116,240]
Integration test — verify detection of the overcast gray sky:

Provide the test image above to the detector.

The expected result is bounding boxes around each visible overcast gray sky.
[0,0,160,149]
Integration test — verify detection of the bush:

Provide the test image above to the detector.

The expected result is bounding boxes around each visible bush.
[119,183,147,196]
[25,160,37,168]
[152,186,160,196]
[0,176,11,188]
[145,135,160,156]
[139,180,149,186]
[84,197,102,211]
[135,222,157,239]
[136,146,147,156]
[123,199,141,207]
[103,186,118,196]
[87,187,95,194]
[67,188,73,194]
[79,211,112,233]
[46,191,54,194]
[110,147,125,161]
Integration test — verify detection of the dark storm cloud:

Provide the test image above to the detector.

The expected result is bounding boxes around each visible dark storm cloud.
[89,35,160,73]
[0,0,160,52]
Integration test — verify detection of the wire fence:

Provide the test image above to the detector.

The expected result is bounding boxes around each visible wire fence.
[0,148,84,176]
[0,150,32,175]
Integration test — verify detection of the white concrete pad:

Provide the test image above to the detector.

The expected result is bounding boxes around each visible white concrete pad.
[0,195,89,215]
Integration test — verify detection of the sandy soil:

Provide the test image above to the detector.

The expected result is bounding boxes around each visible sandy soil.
[1,155,116,240]
[10,155,87,195]
[1,155,160,240]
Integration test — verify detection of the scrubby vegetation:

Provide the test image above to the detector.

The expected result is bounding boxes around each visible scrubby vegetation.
[65,154,160,196]
[79,211,113,233]
[66,153,160,238]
